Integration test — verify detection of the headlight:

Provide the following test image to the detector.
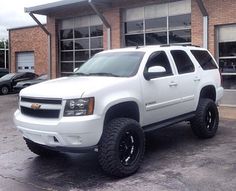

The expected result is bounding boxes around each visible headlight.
[64,97,94,117]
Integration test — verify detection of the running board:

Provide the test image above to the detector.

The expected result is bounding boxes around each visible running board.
[143,112,195,132]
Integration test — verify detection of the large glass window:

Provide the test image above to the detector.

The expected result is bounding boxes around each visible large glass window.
[218,25,236,89]
[60,15,103,76]
[123,0,191,47]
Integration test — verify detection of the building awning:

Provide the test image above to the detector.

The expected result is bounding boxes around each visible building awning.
[25,0,111,15]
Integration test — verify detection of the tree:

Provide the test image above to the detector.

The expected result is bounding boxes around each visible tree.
[0,40,8,49]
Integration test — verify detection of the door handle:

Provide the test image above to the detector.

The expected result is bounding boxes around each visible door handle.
[169,82,178,87]
[194,77,201,82]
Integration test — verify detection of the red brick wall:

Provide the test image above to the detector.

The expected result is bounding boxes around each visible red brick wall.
[103,7,121,49]
[192,0,236,57]
[10,0,236,77]
[9,26,47,75]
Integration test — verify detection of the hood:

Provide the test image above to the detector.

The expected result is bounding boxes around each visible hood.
[16,79,45,86]
[20,76,127,99]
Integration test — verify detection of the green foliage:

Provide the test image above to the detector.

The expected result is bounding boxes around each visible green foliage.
[0,40,8,49]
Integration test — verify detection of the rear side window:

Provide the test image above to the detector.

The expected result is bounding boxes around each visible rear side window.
[171,50,195,74]
[191,50,218,70]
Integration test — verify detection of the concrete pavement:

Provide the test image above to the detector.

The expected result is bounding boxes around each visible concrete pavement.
[0,94,236,191]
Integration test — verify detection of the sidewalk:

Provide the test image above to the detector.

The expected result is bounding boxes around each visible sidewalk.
[219,106,236,120]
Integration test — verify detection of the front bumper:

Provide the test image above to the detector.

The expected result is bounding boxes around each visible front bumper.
[14,109,103,149]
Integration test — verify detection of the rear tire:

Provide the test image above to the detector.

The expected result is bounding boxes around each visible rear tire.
[1,86,9,95]
[24,138,59,157]
[191,99,219,139]
[98,118,145,177]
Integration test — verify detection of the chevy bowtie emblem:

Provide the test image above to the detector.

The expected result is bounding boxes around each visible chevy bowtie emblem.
[31,103,41,110]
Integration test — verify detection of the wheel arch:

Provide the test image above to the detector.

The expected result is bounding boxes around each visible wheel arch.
[199,85,216,102]
[103,101,140,126]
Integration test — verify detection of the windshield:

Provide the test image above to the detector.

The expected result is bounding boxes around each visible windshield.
[0,73,16,80]
[75,51,145,77]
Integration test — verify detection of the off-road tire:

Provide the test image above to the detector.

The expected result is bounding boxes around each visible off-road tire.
[191,98,219,139]
[1,86,9,95]
[98,118,145,177]
[24,138,59,157]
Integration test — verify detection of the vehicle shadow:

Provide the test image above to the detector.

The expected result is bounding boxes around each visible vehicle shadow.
[24,122,211,190]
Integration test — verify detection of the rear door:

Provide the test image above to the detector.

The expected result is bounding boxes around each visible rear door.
[169,49,199,113]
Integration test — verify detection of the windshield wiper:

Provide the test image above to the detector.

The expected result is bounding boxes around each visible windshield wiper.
[74,72,90,76]
[87,73,120,77]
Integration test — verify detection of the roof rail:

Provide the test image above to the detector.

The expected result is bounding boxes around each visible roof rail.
[160,44,201,48]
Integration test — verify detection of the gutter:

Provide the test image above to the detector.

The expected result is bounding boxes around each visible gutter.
[88,0,111,49]
[27,12,51,79]
[196,0,209,49]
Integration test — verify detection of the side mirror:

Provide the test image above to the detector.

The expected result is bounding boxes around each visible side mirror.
[73,68,78,72]
[144,66,166,80]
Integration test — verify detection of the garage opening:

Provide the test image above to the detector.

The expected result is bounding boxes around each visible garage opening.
[16,52,35,73]
[217,24,236,106]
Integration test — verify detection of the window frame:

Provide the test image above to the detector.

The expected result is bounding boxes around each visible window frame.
[59,15,104,76]
[123,1,191,47]
[143,51,174,79]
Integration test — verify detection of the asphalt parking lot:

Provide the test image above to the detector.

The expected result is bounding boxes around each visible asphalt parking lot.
[0,94,236,191]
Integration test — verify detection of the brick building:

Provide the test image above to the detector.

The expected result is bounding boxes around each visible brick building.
[9,0,236,103]
[9,25,48,75]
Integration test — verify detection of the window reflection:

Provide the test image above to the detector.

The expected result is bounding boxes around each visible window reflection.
[146,32,167,45]
[219,42,236,57]
[60,29,73,39]
[125,20,144,33]
[169,14,191,30]
[219,59,236,73]
[169,29,191,44]
[125,34,144,46]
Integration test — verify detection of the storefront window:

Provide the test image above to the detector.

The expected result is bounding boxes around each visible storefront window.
[123,0,191,47]
[60,15,103,76]
[218,25,236,89]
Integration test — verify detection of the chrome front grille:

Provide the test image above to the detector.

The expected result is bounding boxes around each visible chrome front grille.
[20,97,62,119]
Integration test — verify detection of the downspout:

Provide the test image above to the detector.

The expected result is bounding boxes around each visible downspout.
[196,0,209,49]
[4,41,7,69]
[28,12,51,79]
[88,0,111,49]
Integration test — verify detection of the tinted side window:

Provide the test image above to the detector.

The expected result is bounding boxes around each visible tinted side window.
[191,50,218,70]
[171,50,195,74]
[145,51,173,77]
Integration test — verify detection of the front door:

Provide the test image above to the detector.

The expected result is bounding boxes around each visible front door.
[141,51,181,126]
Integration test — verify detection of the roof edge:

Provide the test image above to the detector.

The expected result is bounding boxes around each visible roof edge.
[7,24,46,31]
[25,0,88,14]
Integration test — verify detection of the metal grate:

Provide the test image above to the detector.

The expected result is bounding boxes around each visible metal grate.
[21,97,62,105]
[21,106,60,118]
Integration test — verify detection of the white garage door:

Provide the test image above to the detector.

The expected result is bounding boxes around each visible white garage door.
[16,52,35,72]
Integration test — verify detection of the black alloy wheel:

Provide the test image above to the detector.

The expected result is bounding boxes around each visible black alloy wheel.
[119,130,140,166]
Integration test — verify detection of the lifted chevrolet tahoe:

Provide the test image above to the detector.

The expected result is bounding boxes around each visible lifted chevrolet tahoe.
[14,45,224,177]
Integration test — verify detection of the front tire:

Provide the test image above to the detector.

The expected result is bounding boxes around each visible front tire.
[98,118,145,177]
[24,138,59,157]
[191,99,219,139]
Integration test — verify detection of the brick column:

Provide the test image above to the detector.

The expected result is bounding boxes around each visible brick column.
[103,7,121,49]
[47,16,58,79]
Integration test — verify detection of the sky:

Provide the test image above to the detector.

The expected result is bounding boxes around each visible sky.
[0,0,59,40]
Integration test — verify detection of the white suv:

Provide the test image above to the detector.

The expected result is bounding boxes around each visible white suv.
[14,45,223,177]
